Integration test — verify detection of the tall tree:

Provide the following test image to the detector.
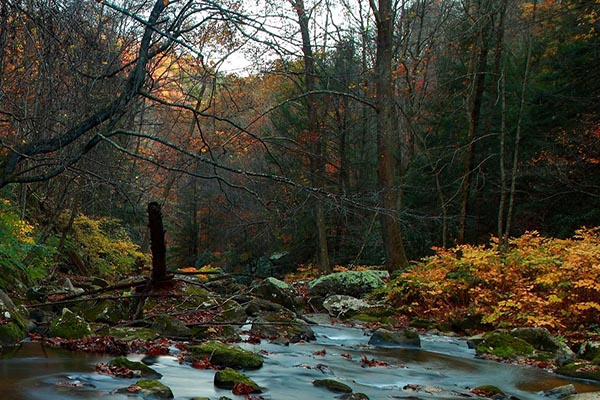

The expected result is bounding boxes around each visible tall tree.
[370,0,409,271]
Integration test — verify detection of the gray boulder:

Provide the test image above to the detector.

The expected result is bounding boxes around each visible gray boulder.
[322,295,370,318]
[308,270,388,298]
[369,327,420,348]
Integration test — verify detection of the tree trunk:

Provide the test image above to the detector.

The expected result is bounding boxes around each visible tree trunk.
[289,0,330,272]
[372,0,409,272]
[458,0,491,244]
[148,201,167,285]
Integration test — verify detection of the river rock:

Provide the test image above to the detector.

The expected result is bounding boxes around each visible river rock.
[214,368,262,392]
[323,295,370,318]
[313,379,353,393]
[542,384,577,398]
[250,310,315,344]
[189,341,264,369]
[107,356,162,378]
[147,314,193,338]
[117,379,174,398]
[556,361,600,381]
[308,270,388,298]
[564,393,600,400]
[511,327,575,363]
[48,308,92,339]
[0,322,25,349]
[252,277,299,312]
[368,327,420,348]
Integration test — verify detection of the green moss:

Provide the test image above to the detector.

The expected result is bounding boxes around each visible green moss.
[214,368,261,392]
[106,327,159,341]
[0,322,25,346]
[556,361,600,382]
[475,331,535,359]
[474,385,505,395]
[313,379,353,393]
[48,308,92,339]
[189,341,263,369]
[351,313,381,323]
[135,379,174,398]
[108,357,162,378]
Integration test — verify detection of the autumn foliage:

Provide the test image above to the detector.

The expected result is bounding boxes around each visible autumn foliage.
[386,227,600,334]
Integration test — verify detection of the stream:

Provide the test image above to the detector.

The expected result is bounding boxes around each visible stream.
[2,322,600,399]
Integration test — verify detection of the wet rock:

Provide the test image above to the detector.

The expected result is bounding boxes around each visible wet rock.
[244,297,286,316]
[511,327,575,363]
[368,327,420,348]
[252,277,299,312]
[542,384,577,398]
[48,308,92,339]
[215,299,247,325]
[107,356,162,379]
[322,295,370,318]
[555,361,600,382]
[0,322,25,349]
[214,368,262,392]
[564,393,600,400]
[339,393,370,400]
[189,341,264,369]
[116,379,174,399]
[308,270,388,298]
[250,310,315,343]
[472,384,505,397]
[475,330,536,359]
[402,383,468,398]
[313,379,353,393]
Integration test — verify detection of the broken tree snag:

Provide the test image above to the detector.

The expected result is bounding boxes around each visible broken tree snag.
[147,201,167,285]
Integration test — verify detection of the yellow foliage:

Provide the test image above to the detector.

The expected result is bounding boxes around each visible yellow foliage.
[387,227,600,332]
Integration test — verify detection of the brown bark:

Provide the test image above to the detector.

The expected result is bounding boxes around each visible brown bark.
[372,0,409,272]
[458,0,491,244]
[289,0,330,272]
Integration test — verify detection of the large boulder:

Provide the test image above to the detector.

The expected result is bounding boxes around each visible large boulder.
[474,328,575,363]
[189,341,264,369]
[322,295,370,319]
[250,310,315,344]
[214,368,262,393]
[48,308,92,339]
[252,277,299,312]
[368,327,421,348]
[308,270,388,298]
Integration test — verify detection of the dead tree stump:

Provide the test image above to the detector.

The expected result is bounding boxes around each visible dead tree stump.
[148,201,167,285]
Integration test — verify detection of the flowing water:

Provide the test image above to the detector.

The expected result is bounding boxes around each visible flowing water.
[2,323,600,399]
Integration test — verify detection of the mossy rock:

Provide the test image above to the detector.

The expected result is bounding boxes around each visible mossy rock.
[148,315,193,338]
[214,368,262,392]
[189,341,263,369]
[250,311,315,343]
[308,270,388,298]
[253,277,299,312]
[579,341,600,361]
[134,379,174,398]
[313,379,353,393]
[473,385,504,396]
[78,300,129,324]
[368,327,420,348]
[340,393,370,400]
[475,330,536,359]
[192,325,240,342]
[0,322,25,348]
[48,308,92,339]
[108,356,162,378]
[409,318,437,329]
[214,299,247,324]
[104,327,160,341]
[556,361,600,382]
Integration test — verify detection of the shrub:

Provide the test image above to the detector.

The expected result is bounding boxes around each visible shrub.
[386,228,600,332]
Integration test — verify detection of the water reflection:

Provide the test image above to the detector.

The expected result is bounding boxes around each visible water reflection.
[1,326,600,400]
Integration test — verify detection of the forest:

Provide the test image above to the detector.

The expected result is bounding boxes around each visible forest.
[0,0,599,276]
